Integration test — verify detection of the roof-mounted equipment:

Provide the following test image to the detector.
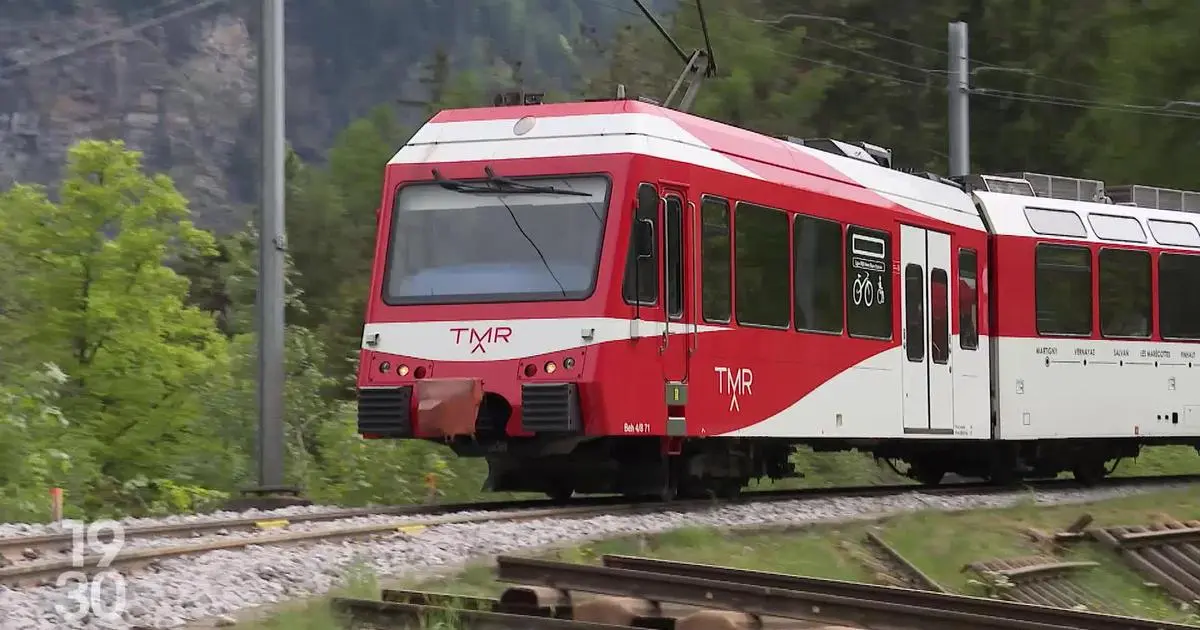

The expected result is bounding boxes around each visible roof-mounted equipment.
[493,91,545,106]
[900,169,965,190]
[782,137,893,169]
[998,171,1109,203]
[960,174,1036,196]
[1106,184,1200,213]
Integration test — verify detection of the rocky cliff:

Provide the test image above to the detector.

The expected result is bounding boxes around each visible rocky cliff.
[0,0,639,231]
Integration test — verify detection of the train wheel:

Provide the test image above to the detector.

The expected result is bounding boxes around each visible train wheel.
[916,470,945,486]
[657,475,679,502]
[908,462,946,486]
[545,485,574,502]
[653,454,682,502]
[714,479,743,500]
[1072,459,1107,487]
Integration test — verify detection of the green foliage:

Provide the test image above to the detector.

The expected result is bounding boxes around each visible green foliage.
[0,140,230,516]
[5,0,1200,525]
[0,138,484,519]
[0,364,81,522]
[1069,0,1200,188]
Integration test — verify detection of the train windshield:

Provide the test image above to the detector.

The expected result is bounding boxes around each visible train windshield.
[383,175,610,305]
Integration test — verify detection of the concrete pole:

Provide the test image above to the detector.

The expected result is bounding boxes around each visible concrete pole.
[948,21,970,178]
[257,0,286,489]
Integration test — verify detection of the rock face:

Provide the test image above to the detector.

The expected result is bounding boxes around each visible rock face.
[0,4,258,231]
[0,0,630,231]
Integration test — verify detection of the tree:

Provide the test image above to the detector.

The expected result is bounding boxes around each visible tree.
[1069,0,1200,189]
[0,140,228,512]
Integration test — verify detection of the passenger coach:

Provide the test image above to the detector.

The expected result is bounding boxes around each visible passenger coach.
[355,96,1200,499]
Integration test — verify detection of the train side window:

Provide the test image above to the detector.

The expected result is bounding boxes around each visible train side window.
[1160,253,1200,340]
[930,268,950,364]
[958,248,979,350]
[1034,244,1092,336]
[700,196,731,323]
[1098,248,1151,339]
[734,201,790,328]
[664,195,684,319]
[1148,219,1200,248]
[1025,207,1088,238]
[621,183,658,305]
[846,225,892,340]
[904,263,924,362]
[793,214,843,334]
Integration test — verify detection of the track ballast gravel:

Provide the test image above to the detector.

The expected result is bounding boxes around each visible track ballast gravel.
[0,482,1188,629]
[0,504,360,540]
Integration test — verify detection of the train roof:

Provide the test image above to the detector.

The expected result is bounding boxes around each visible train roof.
[975,190,1200,250]
[388,99,984,231]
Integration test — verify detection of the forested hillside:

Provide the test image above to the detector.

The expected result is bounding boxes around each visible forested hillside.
[0,0,646,230]
[0,0,1197,521]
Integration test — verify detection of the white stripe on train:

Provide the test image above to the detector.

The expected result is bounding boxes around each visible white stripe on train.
[389,112,987,231]
[362,318,732,363]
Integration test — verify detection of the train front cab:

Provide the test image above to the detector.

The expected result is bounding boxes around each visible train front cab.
[354,155,689,498]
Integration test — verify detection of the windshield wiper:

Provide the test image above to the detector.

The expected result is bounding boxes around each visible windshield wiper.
[482,166,591,196]
[430,167,591,196]
[431,169,496,193]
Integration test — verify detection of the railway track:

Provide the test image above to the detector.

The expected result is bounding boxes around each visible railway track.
[1,473,1196,590]
[332,551,1200,629]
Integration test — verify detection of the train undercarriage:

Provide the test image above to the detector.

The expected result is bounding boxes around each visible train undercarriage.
[359,385,1198,499]
[450,433,1199,500]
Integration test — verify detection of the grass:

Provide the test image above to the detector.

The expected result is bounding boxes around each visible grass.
[413,483,1200,625]
[233,558,380,630]
[1113,444,1200,477]
[232,445,1200,629]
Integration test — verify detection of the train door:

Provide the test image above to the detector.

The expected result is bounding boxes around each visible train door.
[660,188,691,385]
[900,225,955,432]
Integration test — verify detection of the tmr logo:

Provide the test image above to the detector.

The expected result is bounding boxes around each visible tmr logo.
[451,326,512,354]
[714,366,753,412]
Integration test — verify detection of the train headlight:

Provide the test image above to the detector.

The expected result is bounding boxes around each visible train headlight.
[544,361,557,374]
[397,364,410,376]
[378,361,391,373]
[563,357,575,370]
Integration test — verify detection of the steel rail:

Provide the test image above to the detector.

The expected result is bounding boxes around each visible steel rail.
[5,471,1195,557]
[0,495,633,563]
[2,473,1195,585]
[0,503,635,587]
[330,596,624,630]
[496,555,1190,630]
[864,530,946,591]
[599,555,1193,630]
[0,479,954,587]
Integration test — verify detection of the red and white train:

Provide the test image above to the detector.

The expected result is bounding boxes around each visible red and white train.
[355,96,1200,499]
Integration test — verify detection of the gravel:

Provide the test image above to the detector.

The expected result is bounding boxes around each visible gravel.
[0,482,1189,630]
[2,509,530,568]
[0,504,366,541]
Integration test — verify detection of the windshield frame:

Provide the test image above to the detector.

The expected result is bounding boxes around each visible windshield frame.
[380,171,614,307]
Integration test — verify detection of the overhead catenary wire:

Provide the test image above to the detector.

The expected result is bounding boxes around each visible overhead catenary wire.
[3,0,1195,123]
[579,0,1200,122]
[748,9,1150,98]
[730,6,1200,120]
[0,0,228,82]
